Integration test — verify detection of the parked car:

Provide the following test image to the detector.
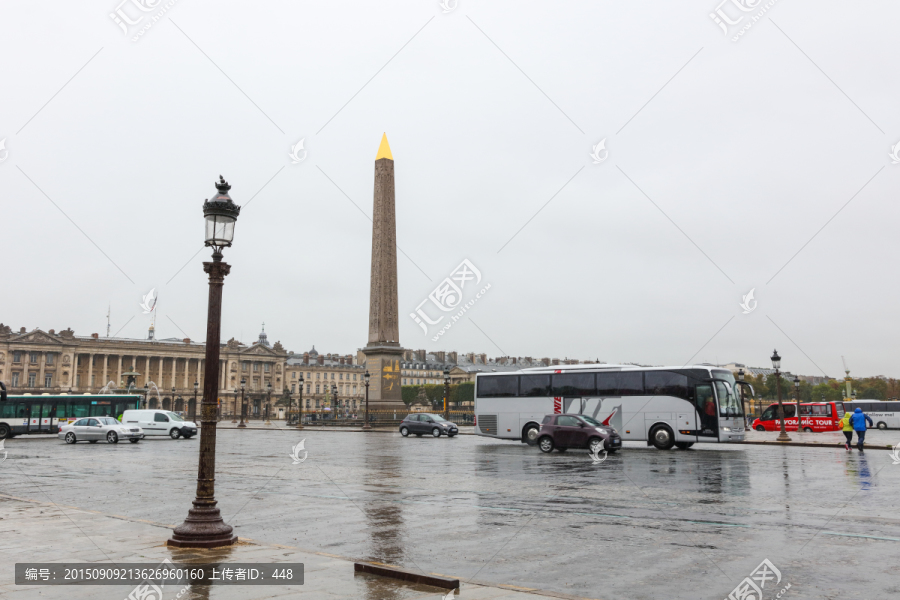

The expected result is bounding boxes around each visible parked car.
[59,417,144,444]
[399,413,459,437]
[121,409,198,439]
[535,414,622,454]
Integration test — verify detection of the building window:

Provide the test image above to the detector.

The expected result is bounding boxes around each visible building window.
[30,352,38,364]
[46,354,54,366]
[353,385,357,395]
[28,372,36,387]
[331,373,335,380]
[45,374,52,387]
[264,364,270,373]
[13,352,21,363]
[316,373,320,380]
[253,363,259,371]
[292,372,296,379]
[315,399,320,408]
[306,384,310,393]
[316,385,320,394]
[12,373,19,387]
[306,399,310,408]
[291,384,296,393]
[242,362,248,371]
[353,373,357,380]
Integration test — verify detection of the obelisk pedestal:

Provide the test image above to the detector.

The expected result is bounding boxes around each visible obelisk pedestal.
[362,134,406,412]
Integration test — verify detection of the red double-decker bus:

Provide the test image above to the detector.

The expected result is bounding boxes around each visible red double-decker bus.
[750,401,845,433]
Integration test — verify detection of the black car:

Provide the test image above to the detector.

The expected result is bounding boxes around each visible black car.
[536,414,622,454]
[399,413,458,438]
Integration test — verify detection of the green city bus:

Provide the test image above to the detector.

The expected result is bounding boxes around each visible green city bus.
[0,394,142,439]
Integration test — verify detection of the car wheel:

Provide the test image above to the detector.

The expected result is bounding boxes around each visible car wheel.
[538,436,554,453]
[651,426,675,450]
[107,431,119,444]
[432,427,442,437]
[169,429,181,440]
[877,421,887,430]
[588,437,604,454]
[674,442,694,450]
[523,424,540,446]
[0,424,10,439]
[65,432,77,444]
[129,438,140,443]
[400,426,409,437]
[802,427,813,433]
[755,425,765,432]
[89,440,98,444]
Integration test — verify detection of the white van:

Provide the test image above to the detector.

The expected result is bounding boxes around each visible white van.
[121,409,198,439]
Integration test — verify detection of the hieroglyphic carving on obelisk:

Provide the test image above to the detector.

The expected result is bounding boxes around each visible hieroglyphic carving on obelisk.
[362,134,405,408]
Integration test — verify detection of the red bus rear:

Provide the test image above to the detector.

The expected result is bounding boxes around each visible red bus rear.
[750,401,844,432]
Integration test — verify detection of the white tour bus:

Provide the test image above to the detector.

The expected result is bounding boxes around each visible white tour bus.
[474,364,750,449]
[841,400,900,430]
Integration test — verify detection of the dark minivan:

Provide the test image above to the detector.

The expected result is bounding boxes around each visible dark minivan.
[399,413,458,438]
[536,414,622,454]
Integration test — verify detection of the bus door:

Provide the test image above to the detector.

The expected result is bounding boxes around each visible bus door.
[696,383,718,439]
[37,403,53,432]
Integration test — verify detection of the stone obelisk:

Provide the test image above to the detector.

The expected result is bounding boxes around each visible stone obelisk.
[362,134,405,410]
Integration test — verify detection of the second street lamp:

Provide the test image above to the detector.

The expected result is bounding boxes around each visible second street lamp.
[794,375,802,433]
[265,381,272,426]
[192,380,199,423]
[443,367,450,420]
[168,175,240,549]
[297,374,304,429]
[771,349,791,442]
[363,371,371,430]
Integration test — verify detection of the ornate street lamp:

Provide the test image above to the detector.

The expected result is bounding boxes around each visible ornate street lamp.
[168,175,241,549]
[737,368,746,422]
[363,370,371,430]
[332,384,338,420]
[794,375,802,433]
[265,381,272,426]
[238,377,247,428]
[771,349,790,442]
[192,380,199,423]
[296,374,304,429]
[443,367,451,420]
[171,387,176,411]
[143,383,149,409]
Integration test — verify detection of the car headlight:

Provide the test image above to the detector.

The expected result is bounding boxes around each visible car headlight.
[120,428,128,433]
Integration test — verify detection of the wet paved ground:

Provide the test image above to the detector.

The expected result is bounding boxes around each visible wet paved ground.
[3,429,899,600]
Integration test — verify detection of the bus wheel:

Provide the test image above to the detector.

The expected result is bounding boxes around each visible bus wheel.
[651,426,675,450]
[755,425,765,432]
[877,422,887,430]
[0,424,9,439]
[523,424,540,446]
[674,442,693,450]
[802,427,813,433]
[65,432,77,444]
[107,431,119,444]
[538,436,554,453]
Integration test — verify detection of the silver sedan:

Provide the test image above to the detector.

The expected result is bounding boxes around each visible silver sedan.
[58,417,145,444]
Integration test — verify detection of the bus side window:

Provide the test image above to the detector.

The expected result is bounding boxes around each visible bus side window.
[782,404,796,418]
[71,404,89,419]
[761,407,775,420]
[16,403,27,418]
[0,403,16,418]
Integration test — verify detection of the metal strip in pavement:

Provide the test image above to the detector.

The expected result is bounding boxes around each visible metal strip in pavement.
[821,532,900,542]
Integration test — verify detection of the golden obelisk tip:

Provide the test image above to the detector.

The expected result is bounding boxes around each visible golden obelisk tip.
[375,133,393,160]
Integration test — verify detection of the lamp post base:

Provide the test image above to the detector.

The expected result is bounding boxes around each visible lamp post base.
[237,422,246,428]
[777,432,792,442]
[167,502,236,549]
[362,424,372,430]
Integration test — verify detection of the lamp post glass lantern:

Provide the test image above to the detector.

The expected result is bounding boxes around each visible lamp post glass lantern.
[168,175,240,549]
[771,349,791,442]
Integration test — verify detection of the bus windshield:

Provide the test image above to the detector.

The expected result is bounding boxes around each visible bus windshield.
[712,371,742,418]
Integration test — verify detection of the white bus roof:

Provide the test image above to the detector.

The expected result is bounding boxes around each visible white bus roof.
[475,364,728,375]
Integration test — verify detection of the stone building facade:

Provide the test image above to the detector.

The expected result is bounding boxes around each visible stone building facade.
[284,346,365,415]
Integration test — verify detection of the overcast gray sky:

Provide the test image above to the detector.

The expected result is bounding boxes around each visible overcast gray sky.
[2,0,898,378]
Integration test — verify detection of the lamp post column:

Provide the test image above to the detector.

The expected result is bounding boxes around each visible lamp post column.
[238,379,246,428]
[772,349,791,442]
[794,375,802,433]
[363,371,371,431]
[168,252,235,548]
[297,375,304,429]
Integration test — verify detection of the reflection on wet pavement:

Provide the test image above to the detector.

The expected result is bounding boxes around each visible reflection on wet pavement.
[2,429,897,599]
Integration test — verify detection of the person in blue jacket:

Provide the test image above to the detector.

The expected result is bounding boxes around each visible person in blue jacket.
[849,407,874,451]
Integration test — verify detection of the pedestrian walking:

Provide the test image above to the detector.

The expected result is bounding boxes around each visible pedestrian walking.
[849,407,874,452]
[839,409,853,451]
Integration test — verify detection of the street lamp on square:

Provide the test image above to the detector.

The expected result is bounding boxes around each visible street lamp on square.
[794,375,802,432]
[168,175,240,549]
[771,349,790,442]
[296,374,304,429]
[238,377,247,428]
[363,371,371,430]
[443,367,450,420]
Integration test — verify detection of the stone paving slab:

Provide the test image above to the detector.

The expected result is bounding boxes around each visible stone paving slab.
[0,493,597,600]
